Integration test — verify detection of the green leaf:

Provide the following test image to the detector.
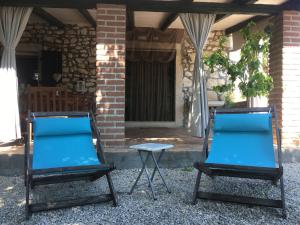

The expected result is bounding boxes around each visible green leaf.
[203,21,272,99]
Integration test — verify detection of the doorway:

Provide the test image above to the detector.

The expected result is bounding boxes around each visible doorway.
[125,50,176,122]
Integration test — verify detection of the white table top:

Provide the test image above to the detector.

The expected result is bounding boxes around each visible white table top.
[129,143,174,151]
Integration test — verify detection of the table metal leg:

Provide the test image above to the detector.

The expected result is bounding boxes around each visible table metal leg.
[141,151,157,200]
[150,151,171,193]
[150,149,165,182]
[129,151,151,195]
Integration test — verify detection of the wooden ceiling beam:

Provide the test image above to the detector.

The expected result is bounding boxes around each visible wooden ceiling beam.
[33,7,65,29]
[224,0,300,35]
[1,1,286,14]
[78,9,96,28]
[160,13,179,31]
[127,9,135,31]
[224,15,269,35]
[159,0,193,31]
[215,0,258,24]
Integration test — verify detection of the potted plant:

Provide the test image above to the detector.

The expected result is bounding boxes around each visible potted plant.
[203,22,273,107]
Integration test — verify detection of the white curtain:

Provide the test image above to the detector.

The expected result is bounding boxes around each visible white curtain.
[180,13,215,137]
[0,7,32,143]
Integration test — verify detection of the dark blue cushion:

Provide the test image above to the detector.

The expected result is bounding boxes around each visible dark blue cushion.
[214,113,271,132]
[33,117,92,137]
[206,113,276,168]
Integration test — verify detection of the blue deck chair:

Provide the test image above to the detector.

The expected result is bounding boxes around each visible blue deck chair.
[192,106,286,218]
[24,112,117,219]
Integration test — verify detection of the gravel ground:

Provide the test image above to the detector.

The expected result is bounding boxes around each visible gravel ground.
[0,163,300,225]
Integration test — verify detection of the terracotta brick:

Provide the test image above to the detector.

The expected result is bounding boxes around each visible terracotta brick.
[105,128,124,133]
[106,21,126,27]
[291,38,300,43]
[292,16,300,20]
[291,26,300,31]
[269,11,300,149]
[116,86,125,92]
[115,98,125,103]
[117,16,126,20]
[107,10,126,15]
[96,9,106,14]
[283,31,300,37]
[101,91,124,97]
[106,33,126,39]
[106,80,124,85]
[97,74,116,79]
[96,109,115,114]
[115,122,125,127]
[116,27,126,33]
[96,3,126,147]
[97,15,116,21]
[283,11,299,16]
[96,122,115,127]
[97,27,116,32]
[104,140,124,146]
[96,85,115,91]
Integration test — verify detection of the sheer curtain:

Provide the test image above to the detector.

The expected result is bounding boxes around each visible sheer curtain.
[0,7,32,143]
[180,13,215,137]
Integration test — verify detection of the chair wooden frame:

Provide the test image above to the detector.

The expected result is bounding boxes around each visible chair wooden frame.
[192,106,286,218]
[24,111,118,220]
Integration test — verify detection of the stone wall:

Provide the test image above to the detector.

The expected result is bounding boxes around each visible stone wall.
[181,30,227,126]
[17,23,226,131]
[20,24,97,93]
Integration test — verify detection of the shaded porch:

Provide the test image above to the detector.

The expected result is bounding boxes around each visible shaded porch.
[1,0,299,149]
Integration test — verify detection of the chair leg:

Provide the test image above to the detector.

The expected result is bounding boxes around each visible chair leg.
[192,171,202,205]
[279,176,287,218]
[106,173,118,207]
[271,179,278,186]
[25,173,30,220]
[24,167,27,187]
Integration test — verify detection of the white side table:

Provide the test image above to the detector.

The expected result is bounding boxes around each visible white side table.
[129,143,174,200]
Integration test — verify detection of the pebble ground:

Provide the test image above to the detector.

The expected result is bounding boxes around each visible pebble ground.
[0,163,299,225]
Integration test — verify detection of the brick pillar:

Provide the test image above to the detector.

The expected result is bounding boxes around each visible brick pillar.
[96,4,126,147]
[269,10,300,149]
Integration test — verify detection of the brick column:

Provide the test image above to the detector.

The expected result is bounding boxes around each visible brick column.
[269,10,300,149]
[96,4,126,147]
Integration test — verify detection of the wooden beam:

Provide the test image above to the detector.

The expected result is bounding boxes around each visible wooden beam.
[78,9,96,28]
[282,0,300,11]
[159,0,193,31]
[126,9,134,31]
[0,1,286,14]
[215,0,258,24]
[223,0,300,35]
[160,13,178,31]
[33,7,65,29]
[225,15,269,35]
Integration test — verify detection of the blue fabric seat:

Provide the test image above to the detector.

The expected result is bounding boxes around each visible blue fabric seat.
[32,117,100,170]
[206,113,276,168]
